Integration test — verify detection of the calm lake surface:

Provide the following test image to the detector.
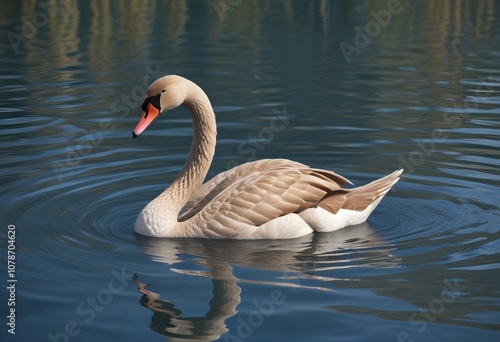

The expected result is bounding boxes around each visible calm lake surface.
[1,1,500,341]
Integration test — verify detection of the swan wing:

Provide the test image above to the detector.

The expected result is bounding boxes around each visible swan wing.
[179,159,308,219]
[191,165,353,236]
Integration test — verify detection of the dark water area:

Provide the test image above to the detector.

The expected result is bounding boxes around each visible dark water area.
[0,1,499,341]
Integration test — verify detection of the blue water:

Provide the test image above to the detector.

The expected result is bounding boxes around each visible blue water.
[1,1,500,341]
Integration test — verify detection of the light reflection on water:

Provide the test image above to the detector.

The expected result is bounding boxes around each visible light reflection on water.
[1,1,500,341]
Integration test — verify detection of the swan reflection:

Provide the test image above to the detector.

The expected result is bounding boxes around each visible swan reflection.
[134,223,400,341]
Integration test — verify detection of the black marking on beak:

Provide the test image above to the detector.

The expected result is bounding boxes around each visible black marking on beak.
[140,93,162,116]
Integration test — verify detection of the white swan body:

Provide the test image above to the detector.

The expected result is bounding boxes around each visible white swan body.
[132,75,402,239]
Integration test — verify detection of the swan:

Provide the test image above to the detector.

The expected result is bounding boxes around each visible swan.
[132,75,402,239]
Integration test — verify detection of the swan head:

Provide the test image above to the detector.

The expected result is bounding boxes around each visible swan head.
[132,75,189,138]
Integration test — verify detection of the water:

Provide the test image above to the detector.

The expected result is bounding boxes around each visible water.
[1,1,500,341]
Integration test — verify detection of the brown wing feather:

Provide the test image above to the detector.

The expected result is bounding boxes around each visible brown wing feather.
[179,159,307,220]
[203,167,352,227]
[317,192,348,214]
[342,169,402,210]
[317,169,403,213]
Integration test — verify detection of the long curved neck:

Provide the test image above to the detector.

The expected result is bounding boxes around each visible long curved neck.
[163,82,217,217]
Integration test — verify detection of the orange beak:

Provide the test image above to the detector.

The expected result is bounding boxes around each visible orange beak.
[132,103,160,138]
